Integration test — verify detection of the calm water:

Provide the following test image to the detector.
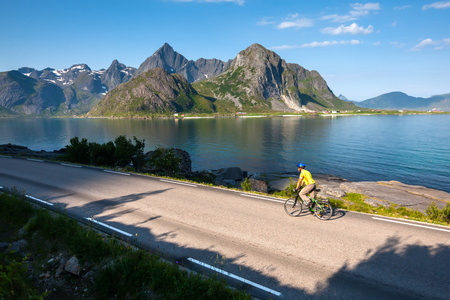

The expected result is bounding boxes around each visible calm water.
[1,115,449,192]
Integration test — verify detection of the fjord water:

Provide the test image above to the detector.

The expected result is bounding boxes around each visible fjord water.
[1,114,449,192]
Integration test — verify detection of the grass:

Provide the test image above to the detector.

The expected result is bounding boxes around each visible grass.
[0,190,252,300]
[330,193,450,226]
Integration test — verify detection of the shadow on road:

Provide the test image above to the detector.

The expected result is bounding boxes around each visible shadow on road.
[30,186,450,299]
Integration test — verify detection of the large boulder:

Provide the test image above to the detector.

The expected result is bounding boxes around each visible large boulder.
[249,178,269,193]
[211,167,244,181]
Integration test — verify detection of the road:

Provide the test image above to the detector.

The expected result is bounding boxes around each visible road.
[1,156,449,299]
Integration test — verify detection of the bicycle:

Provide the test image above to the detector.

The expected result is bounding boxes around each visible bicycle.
[284,188,333,220]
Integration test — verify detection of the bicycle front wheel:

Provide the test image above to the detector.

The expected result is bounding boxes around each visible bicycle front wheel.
[313,200,333,220]
[284,197,303,217]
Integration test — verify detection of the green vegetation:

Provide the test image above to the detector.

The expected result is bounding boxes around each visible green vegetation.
[148,147,182,176]
[329,193,450,226]
[65,135,145,171]
[0,191,252,299]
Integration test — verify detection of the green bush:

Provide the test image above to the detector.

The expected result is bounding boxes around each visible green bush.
[114,135,146,169]
[149,147,181,175]
[114,135,136,167]
[130,137,146,172]
[89,141,116,167]
[241,178,251,191]
[0,253,46,300]
[426,202,450,223]
[66,137,90,164]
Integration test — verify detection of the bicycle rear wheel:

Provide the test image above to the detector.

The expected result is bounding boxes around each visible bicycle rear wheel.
[313,200,333,220]
[284,197,303,217]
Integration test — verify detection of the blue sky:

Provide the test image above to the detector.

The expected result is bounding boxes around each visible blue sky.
[1,0,449,101]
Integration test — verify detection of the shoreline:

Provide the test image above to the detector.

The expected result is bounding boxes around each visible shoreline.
[1,110,448,120]
[1,143,449,214]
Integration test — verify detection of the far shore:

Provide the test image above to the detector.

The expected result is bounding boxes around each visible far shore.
[2,110,448,120]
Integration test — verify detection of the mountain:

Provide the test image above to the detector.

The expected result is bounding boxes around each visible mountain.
[192,44,356,112]
[2,43,356,117]
[137,43,231,83]
[338,94,349,101]
[359,92,450,111]
[87,68,216,117]
[4,61,136,116]
[101,60,137,91]
[0,71,66,115]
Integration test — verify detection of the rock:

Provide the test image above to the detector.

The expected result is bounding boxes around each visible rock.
[65,256,81,276]
[320,187,347,198]
[223,179,238,187]
[0,143,64,159]
[0,242,10,251]
[211,167,243,181]
[55,262,65,278]
[9,239,28,253]
[249,178,269,193]
[268,177,296,191]
[340,181,450,212]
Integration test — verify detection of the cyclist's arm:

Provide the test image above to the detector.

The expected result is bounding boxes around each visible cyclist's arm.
[296,176,304,190]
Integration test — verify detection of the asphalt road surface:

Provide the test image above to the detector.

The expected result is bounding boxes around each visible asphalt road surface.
[1,156,449,299]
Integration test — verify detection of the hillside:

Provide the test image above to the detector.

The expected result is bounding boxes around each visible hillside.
[0,71,66,115]
[87,68,216,117]
[359,92,450,111]
[192,44,356,113]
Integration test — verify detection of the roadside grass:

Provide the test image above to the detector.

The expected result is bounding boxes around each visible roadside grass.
[330,193,450,226]
[0,191,252,300]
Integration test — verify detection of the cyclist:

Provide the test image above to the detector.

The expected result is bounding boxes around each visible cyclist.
[295,163,316,207]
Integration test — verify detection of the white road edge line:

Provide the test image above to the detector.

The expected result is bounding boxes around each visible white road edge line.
[26,158,44,162]
[160,179,197,187]
[86,218,133,237]
[240,193,285,204]
[26,195,54,206]
[188,257,282,297]
[61,163,82,168]
[103,170,130,176]
[373,217,450,233]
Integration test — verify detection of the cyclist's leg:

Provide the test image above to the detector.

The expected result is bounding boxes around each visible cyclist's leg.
[299,184,315,206]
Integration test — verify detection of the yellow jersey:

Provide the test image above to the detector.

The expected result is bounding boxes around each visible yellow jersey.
[300,169,315,186]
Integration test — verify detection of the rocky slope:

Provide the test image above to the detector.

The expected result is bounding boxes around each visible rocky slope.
[137,43,231,83]
[0,61,137,116]
[0,71,66,115]
[87,68,215,117]
[193,44,357,112]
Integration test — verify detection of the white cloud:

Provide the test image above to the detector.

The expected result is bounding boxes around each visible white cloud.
[373,41,381,46]
[350,2,381,11]
[301,40,360,47]
[277,18,314,29]
[410,38,450,50]
[322,2,380,23]
[271,40,360,49]
[257,17,275,26]
[322,22,374,35]
[423,1,450,10]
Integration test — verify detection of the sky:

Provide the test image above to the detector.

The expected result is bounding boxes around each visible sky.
[1,0,449,101]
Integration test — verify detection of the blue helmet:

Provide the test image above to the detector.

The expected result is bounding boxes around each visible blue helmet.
[297,163,306,168]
